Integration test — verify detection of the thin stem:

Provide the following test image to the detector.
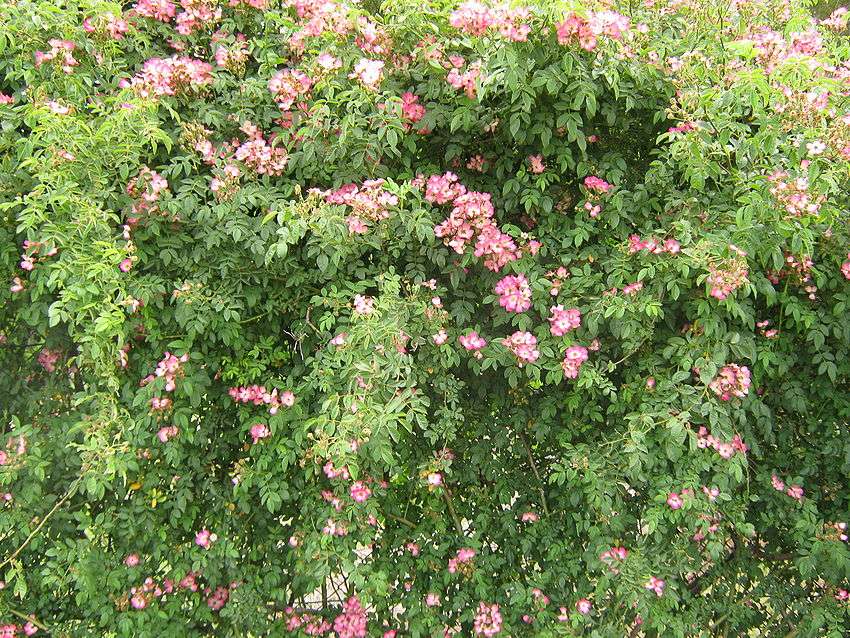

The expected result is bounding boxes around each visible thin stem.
[0,479,79,570]
[518,431,550,517]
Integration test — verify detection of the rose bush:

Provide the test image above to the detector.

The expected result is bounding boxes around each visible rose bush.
[1,0,850,635]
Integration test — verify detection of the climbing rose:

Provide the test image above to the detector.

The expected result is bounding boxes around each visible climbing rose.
[473,602,503,636]
[349,59,384,89]
[561,345,589,379]
[708,364,751,400]
[548,305,581,336]
[332,596,367,638]
[502,331,539,366]
[645,576,666,596]
[250,423,270,444]
[494,274,532,313]
[459,331,487,353]
[350,482,371,503]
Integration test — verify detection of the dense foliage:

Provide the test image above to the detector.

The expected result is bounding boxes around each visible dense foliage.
[2,0,850,636]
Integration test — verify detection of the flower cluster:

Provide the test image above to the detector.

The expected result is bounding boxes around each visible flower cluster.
[354,17,390,55]
[353,294,375,315]
[820,7,849,30]
[459,331,487,358]
[83,14,130,40]
[37,348,61,373]
[206,586,230,611]
[234,122,289,176]
[708,364,751,401]
[175,1,223,36]
[141,351,189,392]
[333,596,367,638]
[149,396,172,412]
[250,423,270,444]
[215,38,250,74]
[628,235,681,254]
[756,319,780,338]
[349,58,384,89]
[825,521,848,542]
[494,274,532,313]
[35,39,78,73]
[747,27,827,75]
[842,252,850,280]
[449,2,531,42]
[317,179,398,233]
[0,621,38,636]
[283,607,331,634]
[527,154,546,173]
[502,331,539,366]
[430,176,520,271]
[268,69,313,111]
[696,426,748,459]
[766,252,817,299]
[645,576,666,596]
[157,425,178,442]
[561,345,588,379]
[707,260,749,300]
[772,474,804,501]
[400,92,425,124]
[548,305,581,336]
[323,461,350,481]
[127,56,213,98]
[286,0,353,54]
[556,12,629,51]
[349,481,371,503]
[473,602,503,637]
[666,491,684,509]
[425,172,466,204]
[583,175,612,193]
[0,436,27,468]
[580,175,613,216]
[127,167,170,217]
[446,57,482,99]
[128,570,235,613]
[448,547,476,574]
[767,170,825,217]
[546,266,569,296]
[600,546,628,573]
[668,121,698,135]
[195,528,216,549]
[134,0,177,22]
[467,154,487,171]
[228,385,295,414]
[210,163,241,200]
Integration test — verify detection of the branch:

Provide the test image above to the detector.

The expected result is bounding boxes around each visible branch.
[442,487,465,537]
[0,479,79,571]
[518,431,550,517]
[304,308,321,335]
[386,512,416,528]
[6,608,49,632]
